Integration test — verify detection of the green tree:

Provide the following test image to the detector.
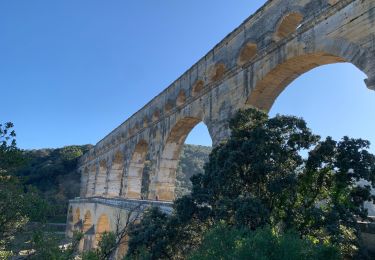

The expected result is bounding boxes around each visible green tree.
[0,122,50,256]
[0,122,23,173]
[127,108,375,259]
[127,207,174,259]
[81,232,117,260]
[0,122,27,254]
[29,230,82,260]
[189,224,339,260]
[15,145,92,221]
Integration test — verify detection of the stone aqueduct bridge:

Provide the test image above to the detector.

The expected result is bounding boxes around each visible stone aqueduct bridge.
[67,0,375,256]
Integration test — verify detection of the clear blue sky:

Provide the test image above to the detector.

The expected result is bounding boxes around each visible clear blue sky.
[1,1,374,151]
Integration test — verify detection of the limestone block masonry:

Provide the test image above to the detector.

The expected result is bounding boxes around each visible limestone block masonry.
[67,0,375,257]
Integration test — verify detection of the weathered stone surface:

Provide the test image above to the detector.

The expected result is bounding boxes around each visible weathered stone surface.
[66,198,172,257]
[106,151,124,197]
[78,0,374,201]
[71,0,375,256]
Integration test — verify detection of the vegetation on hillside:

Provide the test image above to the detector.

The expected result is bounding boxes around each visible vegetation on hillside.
[0,123,49,257]
[176,144,211,198]
[11,143,209,220]
[189,224,339,260]
[14,145,92,221]
[0,122,92,258]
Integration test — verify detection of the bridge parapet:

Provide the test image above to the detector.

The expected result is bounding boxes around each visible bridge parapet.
[66,197,173,257]
[69,197,173,215]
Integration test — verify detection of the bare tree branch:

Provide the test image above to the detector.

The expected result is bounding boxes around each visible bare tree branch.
[100,203,144,259]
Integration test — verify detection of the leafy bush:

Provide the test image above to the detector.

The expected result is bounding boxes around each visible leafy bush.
[189,225,340,260]
[29,230,82,260]
[0,122,51,256]
[127,108,375,259]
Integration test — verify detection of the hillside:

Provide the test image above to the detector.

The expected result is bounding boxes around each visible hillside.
[15,145,93,220]
[175,144,212,198]
[14,144,211,219]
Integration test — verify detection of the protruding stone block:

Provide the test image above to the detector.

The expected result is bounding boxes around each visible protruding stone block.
[365,77,375,91]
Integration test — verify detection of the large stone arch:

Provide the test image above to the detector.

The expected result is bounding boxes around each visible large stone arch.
[73,207,81,231]
[82,210,94,251]
[107,151,124,197]
[74,208,80,224]
[126,140,148,199]
[150,117,211,201]
[86,164,97,197]
[95,214,110,245]
[247,38,371,112]
[94,160,108,196]
[80,167,89,197]
[83,210,92,233]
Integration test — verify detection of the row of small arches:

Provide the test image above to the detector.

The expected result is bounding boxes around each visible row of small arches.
[109,11,305,143]
[68,207,129,257]
[83,139,149,199]
[146,10,302,123]
[68,208,110,243]
[84,115,210,201]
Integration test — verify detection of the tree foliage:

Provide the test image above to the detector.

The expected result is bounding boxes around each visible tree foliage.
[127,208,174,259]
[189,224,340,260]
[16,145,92,192]
[15,145,92,221]
[82,232,118,260]
[0,122,23,173]
[27,230,82,260]
[127,108,375,259]
[0,123,90,257]
[0,122,50,256]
